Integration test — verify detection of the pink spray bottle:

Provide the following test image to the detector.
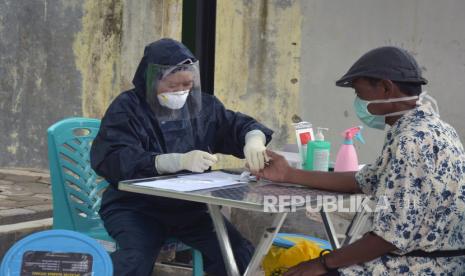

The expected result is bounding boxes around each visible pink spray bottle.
[334,126,365,172]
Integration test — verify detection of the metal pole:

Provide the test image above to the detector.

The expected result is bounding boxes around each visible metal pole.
[342,196,372,246]
[320,210,341,249]
[207,204,240,276]
[244,212,288,276]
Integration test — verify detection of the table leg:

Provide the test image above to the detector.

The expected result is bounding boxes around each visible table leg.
[244,212,288,276]
[342,197,372,246]
[320,210,340,249]
[207,204,240,276]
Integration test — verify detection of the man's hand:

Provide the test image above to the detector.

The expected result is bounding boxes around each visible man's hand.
[284,259,327,276]
[253,150,292,182]
[282,233,398,276]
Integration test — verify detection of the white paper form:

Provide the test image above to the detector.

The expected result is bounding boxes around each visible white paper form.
[133,171,246,192]
[178,171,243,182]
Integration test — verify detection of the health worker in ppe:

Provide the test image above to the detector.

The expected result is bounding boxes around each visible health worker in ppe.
[254,46,465,276]
[90,38,273,276]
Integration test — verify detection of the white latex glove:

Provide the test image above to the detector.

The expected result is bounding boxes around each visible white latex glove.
[155,150,218,174]
[244,130,268,172]
[180,150,218,172]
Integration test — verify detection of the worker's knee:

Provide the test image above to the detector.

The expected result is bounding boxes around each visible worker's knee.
[110,248,159,276]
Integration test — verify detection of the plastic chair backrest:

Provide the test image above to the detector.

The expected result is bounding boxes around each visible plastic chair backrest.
[47,118,109,236]
[0,229,112,275]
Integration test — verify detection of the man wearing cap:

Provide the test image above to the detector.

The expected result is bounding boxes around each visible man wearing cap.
[256,46,465,275]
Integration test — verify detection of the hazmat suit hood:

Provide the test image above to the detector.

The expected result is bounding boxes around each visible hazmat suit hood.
[132,38,197,99]
[132,38,202,121]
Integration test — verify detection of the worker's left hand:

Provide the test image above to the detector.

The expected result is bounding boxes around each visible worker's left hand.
[253,150,291,182]
[284,259,328,276]
[243,130,268,172]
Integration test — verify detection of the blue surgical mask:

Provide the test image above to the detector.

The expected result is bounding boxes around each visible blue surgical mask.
[353,93,424,130]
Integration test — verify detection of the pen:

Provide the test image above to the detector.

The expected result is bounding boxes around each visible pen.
[207,146,214,171]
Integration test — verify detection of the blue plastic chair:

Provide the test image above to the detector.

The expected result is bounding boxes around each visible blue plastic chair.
[47,117,203,275]
[0,229,112,276]
[273,233,332,250]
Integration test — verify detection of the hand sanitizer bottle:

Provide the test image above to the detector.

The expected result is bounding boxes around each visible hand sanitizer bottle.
[334,126,365,172]
[304,127,330,171]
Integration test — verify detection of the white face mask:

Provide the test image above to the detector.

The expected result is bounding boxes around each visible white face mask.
[157,90,189,110]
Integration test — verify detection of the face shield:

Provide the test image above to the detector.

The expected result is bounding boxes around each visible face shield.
[145,60,202,122]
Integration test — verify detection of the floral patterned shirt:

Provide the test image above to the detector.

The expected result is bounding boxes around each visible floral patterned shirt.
[339,102,465,276]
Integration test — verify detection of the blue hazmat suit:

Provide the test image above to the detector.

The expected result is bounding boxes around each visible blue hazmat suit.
[90,38,273,276]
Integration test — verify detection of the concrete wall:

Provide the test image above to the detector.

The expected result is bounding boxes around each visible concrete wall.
[299,0,465,163]
[216,0,465,166]
[214,0,302,169]
[1,0,463,258]
[0,0,83,169]
[2,0,465,174]
[0,0,182,169]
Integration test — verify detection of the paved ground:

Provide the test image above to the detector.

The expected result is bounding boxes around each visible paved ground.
[0,168,53,262]
[0,168,52,225]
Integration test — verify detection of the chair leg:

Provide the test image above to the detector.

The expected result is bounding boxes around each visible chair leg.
[191,248,204,276]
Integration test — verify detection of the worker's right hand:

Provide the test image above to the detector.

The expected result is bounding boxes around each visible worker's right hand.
[155,150,217,174]
[180,150,218,173]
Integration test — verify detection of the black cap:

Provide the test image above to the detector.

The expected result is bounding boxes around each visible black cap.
[335,46,428,87]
